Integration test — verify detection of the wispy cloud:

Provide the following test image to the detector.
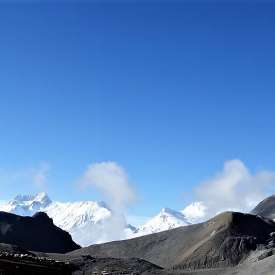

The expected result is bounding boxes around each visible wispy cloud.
[78,161,136,241]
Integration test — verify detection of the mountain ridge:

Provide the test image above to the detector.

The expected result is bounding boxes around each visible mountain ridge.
[0,193,196,245]
[1,197,275,274]
[132,207,190,237]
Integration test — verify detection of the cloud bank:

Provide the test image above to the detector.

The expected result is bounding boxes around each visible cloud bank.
[189,159,275,221]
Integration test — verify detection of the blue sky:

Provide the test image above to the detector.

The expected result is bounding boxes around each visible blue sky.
[0,2,275,217]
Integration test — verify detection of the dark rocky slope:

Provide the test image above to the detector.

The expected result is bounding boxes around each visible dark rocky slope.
[0,211,80,253]
[66,212,275,270]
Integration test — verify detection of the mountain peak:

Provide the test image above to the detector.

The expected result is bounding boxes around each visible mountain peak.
[4,192,52,216]
[34,191,50,200]
[13,194,34,202]
[12,192,51,204]
[0,193,116,246]
[131,207,190,238]
[34,192,52,205]
[0,193,195,246]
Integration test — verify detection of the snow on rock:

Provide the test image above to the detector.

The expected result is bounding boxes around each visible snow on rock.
[130,208,190,238]
[0,193,135,246]
[0,193,204,246]
[45,201,114,246]
[0,192,52,216]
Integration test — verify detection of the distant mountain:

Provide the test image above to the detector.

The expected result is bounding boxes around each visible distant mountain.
[131,208,190,237]
[0,193,204,245]
[44,200,116,246]
[0,211,80,253]
[251,195,275,220]
[0,192,52,216]
[0,193,135,246]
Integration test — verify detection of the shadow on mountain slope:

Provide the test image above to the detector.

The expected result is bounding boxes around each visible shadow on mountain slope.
[0,211,80,253]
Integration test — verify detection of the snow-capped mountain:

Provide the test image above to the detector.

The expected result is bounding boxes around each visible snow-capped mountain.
[0,193,205,246]
[0,192,52,216]
[0,193,134,246]
[129,203,209,238]
[131,208,190,238]
[44,200,115,246]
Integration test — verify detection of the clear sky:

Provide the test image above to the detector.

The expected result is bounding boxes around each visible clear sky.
[0,1,275,217]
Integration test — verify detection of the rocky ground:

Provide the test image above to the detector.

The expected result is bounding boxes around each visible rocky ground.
[0,252,71,275]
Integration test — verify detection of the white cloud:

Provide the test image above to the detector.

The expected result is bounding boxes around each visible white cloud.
[78,161,136,241]
[79,162,136,208]
[189,159,275,221]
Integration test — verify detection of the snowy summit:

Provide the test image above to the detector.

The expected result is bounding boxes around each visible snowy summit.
[0,193,206,246]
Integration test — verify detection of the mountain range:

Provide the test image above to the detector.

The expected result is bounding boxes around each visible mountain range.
[1,194,275,274]
[0,192,204,246]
